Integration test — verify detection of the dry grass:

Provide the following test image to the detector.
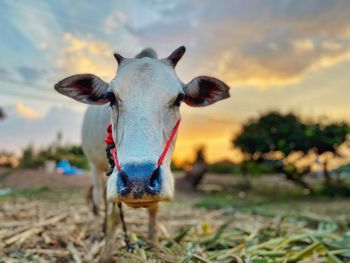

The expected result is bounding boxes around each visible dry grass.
[1,187,350,263]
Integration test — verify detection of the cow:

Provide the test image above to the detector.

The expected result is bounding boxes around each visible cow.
[54,46,230,261]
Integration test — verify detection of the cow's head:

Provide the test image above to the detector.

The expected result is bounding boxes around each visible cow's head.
[55,47,230,207]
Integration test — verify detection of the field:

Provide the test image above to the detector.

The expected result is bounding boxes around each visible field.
[1,169,350,263]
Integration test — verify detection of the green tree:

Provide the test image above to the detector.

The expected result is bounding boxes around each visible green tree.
[20,145,45,168]
[20,140,89,169]
[233,112,350,191]
[306,123,350,186]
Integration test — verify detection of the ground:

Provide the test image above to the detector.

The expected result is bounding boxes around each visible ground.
[0,169,350,262]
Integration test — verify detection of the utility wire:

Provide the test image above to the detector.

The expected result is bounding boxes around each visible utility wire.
[0,81,71,103]
[0,88,69,103]
[0,78,55,93]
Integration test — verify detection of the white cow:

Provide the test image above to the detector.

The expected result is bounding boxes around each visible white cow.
[55,47,230,261]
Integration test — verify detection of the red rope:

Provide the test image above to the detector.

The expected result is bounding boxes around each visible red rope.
[104,124,114,144]
[111,148,121,171]
[105,119,181,172]
[157,118,181,167]
[105,124,121,171]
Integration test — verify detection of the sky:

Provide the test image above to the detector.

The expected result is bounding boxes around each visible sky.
[0,0,350,164]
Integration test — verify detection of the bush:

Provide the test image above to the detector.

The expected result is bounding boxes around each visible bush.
[20,144,89,169]
[208,162,240,174]
[20,146,46,168]
[207,160,277,175]
[319,184,350,197]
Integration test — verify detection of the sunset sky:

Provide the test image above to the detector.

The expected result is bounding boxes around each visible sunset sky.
[1,0,350,164]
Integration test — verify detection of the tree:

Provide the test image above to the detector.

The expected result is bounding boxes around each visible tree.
[306,123,350,186]
[20,145,42,168]
[233,112,349,191]
[19,142,88,169]
[233,112,311,190]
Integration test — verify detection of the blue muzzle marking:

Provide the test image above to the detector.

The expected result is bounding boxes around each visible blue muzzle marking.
[117,162,162,199]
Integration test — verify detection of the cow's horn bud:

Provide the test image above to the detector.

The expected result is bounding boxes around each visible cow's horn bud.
[113,53,124,64]
[167,46,186,67]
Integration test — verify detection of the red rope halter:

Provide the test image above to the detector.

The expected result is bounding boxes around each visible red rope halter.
[105,118,181,172]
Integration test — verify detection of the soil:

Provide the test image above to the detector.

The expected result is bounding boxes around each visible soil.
[0,168,295,194]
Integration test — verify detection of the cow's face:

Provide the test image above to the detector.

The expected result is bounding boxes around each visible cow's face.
[55,47,230,207]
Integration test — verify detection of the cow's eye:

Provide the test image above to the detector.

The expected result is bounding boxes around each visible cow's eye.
[105,91,117,106]
[174,93,185,107]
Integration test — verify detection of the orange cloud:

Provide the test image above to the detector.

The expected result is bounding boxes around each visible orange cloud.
[293,39,315,54]
[57,33,116,79]
[207,45,350,88]
[173,3,350,89]
[15,103,40,120]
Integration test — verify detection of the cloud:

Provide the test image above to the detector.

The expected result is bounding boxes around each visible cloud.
[14,103,40,120]
[0,66,8,78]
[0,105,84,153]
[3,0,350,90]
[104,11,128,34]
[130,0,350,88]
[293,39,315,54]
[17,66,44,82]
[207,38,350,88]
[37,42,48,50]
[57,33,116,80]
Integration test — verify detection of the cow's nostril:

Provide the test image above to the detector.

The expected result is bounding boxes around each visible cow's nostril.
[118,163,162,198]
[149,167,161,193]
[120,170,128,187]
[119,170,130,194]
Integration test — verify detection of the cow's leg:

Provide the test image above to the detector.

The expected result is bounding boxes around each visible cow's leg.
[89,163,105,240]
[99,202,119,263]
[147,204,159,245]
[90,163,104,212]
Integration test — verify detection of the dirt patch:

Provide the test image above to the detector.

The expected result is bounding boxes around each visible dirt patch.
[0,169,91,190]
[1,168,298,194]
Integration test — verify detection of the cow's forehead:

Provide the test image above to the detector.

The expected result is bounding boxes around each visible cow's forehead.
[110,57,183,97]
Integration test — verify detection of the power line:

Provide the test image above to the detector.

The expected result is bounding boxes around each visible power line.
[0,88,68,103]
[0,78,55,93]
[0,80,72,104]
[0,80,64,101]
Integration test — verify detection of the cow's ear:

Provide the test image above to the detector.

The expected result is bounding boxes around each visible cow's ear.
[54,74,109,105]
[183,76,230,107]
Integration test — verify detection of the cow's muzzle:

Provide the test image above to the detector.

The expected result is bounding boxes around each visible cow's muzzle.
[117,162,162,203]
